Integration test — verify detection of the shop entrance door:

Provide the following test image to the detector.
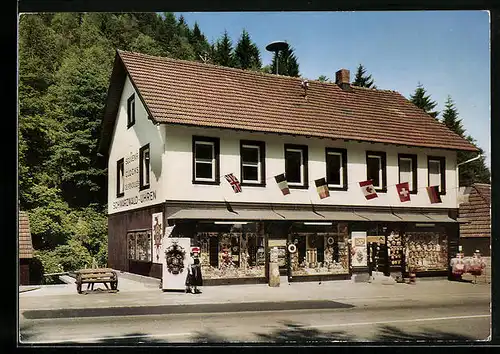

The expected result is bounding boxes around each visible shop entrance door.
[367,236,389,276]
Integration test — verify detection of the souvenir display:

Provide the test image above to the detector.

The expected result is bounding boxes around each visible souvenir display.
[406,232,447,272]
[290,224,349,276]
[196,225,265,279]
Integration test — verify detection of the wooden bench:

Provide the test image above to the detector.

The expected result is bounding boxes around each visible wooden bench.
[75,268,118,294]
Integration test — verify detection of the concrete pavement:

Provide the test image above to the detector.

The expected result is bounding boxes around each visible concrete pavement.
[19,269,491,315]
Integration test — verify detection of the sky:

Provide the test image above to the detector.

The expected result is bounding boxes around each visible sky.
[175,11,491,167]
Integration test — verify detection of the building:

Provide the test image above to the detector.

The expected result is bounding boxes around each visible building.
[458,183,491,256]
[19,211,34,285]
[98,50,478,285]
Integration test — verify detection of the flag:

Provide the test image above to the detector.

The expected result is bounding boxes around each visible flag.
[314,178,330,199]
[224,173,242,193]
[274,173,290,195]
[396,182,411,202]
[426,186,442,204]
[359,180,378,200]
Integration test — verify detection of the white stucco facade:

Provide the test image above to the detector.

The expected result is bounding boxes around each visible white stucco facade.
[107,77,166,215]
[108,75,459,215]
[162,125,458,209]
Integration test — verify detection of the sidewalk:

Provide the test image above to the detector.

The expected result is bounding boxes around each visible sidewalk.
[19,270,491,313]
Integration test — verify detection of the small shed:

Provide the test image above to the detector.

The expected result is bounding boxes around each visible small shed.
[459,183,491,256]
[19,211,34,285]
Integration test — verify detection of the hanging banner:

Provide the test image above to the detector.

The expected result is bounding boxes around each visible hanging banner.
[351,231,368,267]
[162,237,191,291]
[152,212,163,264]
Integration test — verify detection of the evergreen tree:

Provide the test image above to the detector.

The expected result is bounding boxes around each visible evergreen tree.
[190,22,211,63]
[213,30,235,67]
[409,83,439,118]
[270,45,300,77]
[441,95,466,137]
[439,95,490,186]
[234,29,261,70]
[457,137,491,186]
[352,64,376,88]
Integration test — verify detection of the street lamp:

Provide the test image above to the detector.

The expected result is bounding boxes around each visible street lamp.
[456,154,483,201]
[265,41,289,75]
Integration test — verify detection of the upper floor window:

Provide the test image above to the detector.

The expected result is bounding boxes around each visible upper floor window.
[398,154,418,193]
[428,156,446,195]
[366,151,387,192]
[192,136,220,185]
[127,94,135,128]
[117,158,124,197]
[326,148,347,190]
[139,144,150,191]
[240,140,266,186]
[285,144,308,189]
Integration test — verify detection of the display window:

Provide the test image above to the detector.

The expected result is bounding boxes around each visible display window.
[289,222,349,276]
[405,228,448,272]
[195,222,265,279]
[127,230,152,262]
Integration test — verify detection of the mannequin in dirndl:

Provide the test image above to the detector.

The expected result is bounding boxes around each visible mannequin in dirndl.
[185,247,203,294]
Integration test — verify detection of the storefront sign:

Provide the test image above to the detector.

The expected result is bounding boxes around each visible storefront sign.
[112,190,157,210]
[367,236,385,244]
[351,232,368,267]
[269,239,287,247]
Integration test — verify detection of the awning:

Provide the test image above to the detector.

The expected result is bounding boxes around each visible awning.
[393,213,434,222]
[353,212,403,222]
[423,213,458,223]
[315,210,367,221]
[271,210,325,220]
[167,208,281,220]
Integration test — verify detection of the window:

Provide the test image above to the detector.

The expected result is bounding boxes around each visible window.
[127,94,135,128]
[398,154,417,193]
[139,144,150,191]
[428,156,446,195]
[326,148,348,190]
[127,230,152,262]
[116,158,124,197]
[240,140,266,186]
[285,144,308,188]
[366,151,387,192]
[192,136,220,184]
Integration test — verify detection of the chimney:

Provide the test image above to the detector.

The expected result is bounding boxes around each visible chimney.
[335,69,352,91]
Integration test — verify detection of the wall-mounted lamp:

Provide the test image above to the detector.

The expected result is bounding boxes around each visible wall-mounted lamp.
[415,223,435,227]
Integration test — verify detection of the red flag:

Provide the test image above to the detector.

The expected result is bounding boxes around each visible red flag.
[426,186,442,204]
[396,182,411,202]
[359,180,378,200]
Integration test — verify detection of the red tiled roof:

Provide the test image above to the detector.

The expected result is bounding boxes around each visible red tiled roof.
[459,184,491,238]
[114,50,477,152]
[19,211,34,259]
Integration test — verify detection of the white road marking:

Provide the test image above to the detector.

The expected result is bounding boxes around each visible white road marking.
[23,314,490,344]
[307,314,490,329]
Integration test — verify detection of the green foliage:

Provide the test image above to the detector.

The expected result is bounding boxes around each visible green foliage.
[270,45,300,77]
[409,83,439,118]
[33,250,64,275]
[440,96,490,186]
[234,29,261,70]
[352,64,376,88]
[213,30,235,67]
[317,75,330,83]
[441,95,466,137]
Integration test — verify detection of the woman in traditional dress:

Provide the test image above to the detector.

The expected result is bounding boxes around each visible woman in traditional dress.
[185,247,203,294]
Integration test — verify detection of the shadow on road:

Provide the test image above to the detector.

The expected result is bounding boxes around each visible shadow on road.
[253,321,478,343]
[19,322,479,344]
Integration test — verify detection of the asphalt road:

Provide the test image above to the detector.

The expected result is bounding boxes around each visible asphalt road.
[20,297,490,343]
